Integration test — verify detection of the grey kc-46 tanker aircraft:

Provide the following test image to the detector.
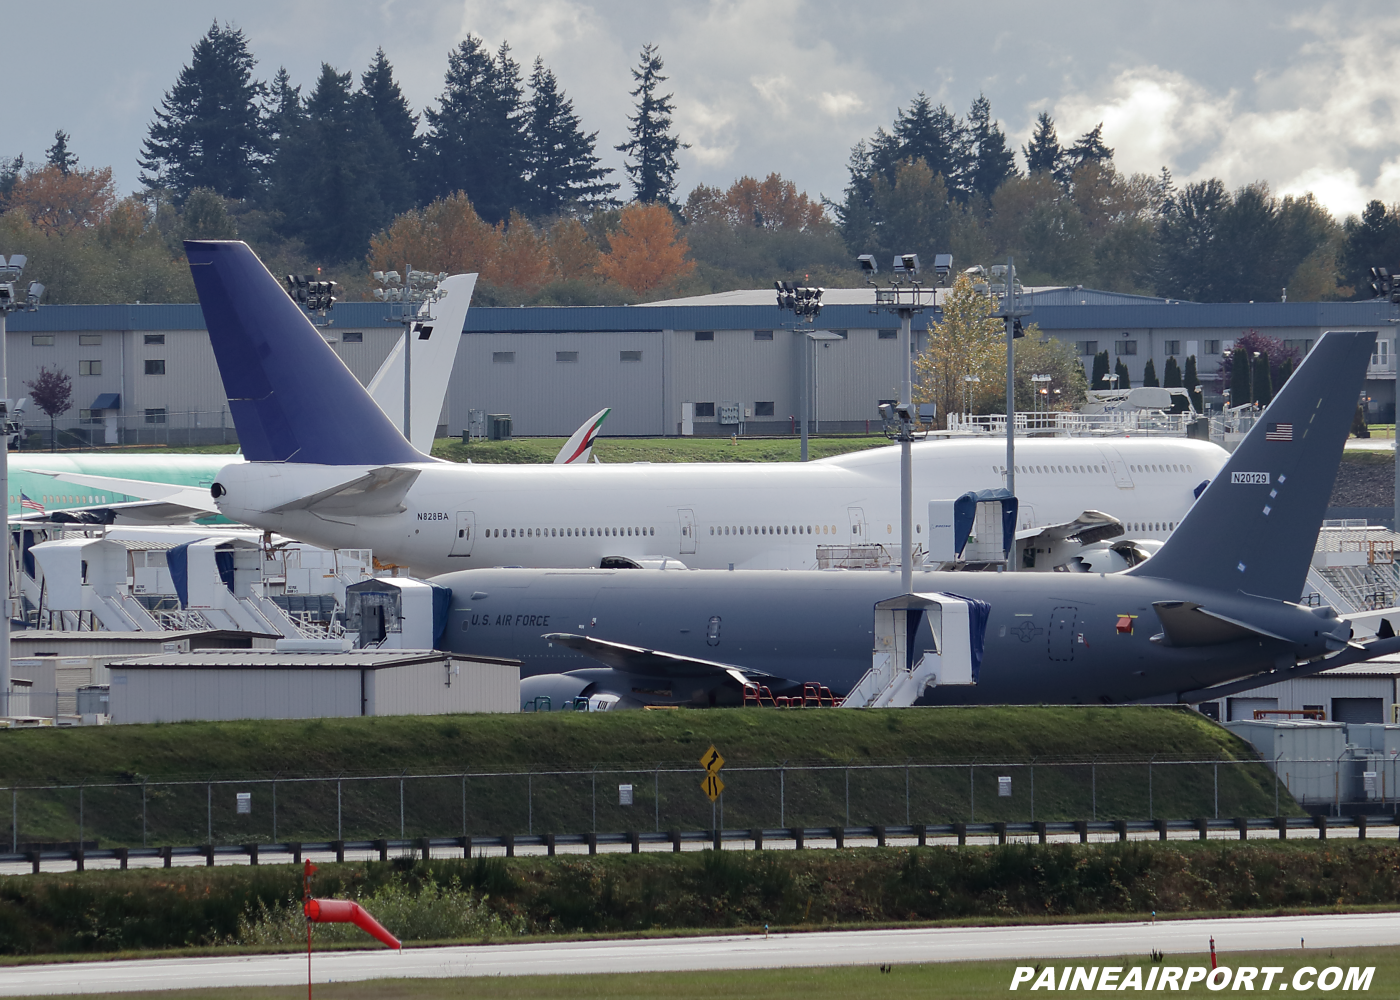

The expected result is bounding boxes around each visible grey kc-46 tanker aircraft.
[435,329,1400,708]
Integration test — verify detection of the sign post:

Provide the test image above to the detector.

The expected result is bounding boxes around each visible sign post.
[700,745,725,839]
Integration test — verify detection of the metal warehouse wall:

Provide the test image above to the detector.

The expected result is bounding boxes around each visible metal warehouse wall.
[110,667,366,723]
[448,331,666,436]
[367,659,517,715]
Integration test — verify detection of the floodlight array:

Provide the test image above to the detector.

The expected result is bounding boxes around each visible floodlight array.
[285,274,339,312]
[774,281,824,319]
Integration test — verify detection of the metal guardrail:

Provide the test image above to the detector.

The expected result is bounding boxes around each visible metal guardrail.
[7,815,1394,874]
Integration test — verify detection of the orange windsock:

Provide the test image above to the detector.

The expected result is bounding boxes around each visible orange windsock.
[304,898,401,950]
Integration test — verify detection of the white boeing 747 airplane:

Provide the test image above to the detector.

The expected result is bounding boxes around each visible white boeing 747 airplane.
[176,241,1227,576]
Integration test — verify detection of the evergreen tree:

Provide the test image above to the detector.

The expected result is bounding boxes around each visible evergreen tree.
[358,48,421,216]
[1158,179,1229,301]
[1114,358,1131,389]
[525,57,618,215]
[831,139,878,255]
[45,131,77,175]
[264,68,304,144]
[1343,200,1400,299]
[273,63,387,261]
[884,93,963,190]
[1091,349,1110,389]
[424,35,527,223]
[139,20,267,201]
[0,154,22,201]
[1163,355,1184,412]
[1277,356,1293,388]
[1183,354,1201,410]
[963,95,1016,202]
[1251,349,1272,405]
[1066,123,1114,173]
[1141,357,1159,387]
[616,43,686,205]
[1229,346,1250,407]
[1022,111,1062,178]
[1163,355,1182,388]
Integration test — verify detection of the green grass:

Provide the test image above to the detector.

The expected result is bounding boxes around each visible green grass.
[429,435,892,464]
[1,840,1397,958]
[0,706,1260,780]
[0,708,1295,848]
[10,945,1399,998]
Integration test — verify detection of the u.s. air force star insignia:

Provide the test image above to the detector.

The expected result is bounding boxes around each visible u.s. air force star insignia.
[1009,621,1043,642]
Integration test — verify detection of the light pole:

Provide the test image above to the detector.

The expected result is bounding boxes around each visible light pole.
[774,282,824,461]
[988,260,1028,560]
[1031,374,1051,421]
[962,375,980,420]
[373,267,447,442]
[864,251,953,593]
[0,257,43,715]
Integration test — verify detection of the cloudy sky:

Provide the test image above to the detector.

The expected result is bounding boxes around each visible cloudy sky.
[9,0,1400,218]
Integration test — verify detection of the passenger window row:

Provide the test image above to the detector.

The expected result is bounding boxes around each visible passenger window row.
[485,526,655,538]
[994,462,1194,475]
[710,524,837,536]
[1129,522,1177,532]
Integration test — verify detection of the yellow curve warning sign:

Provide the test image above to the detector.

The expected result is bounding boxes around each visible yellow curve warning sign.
[700,745,725,774]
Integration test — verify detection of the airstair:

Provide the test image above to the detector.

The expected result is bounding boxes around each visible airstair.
[841,593,987,709]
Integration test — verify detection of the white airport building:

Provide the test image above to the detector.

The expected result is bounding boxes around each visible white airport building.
[7,289,1396,443]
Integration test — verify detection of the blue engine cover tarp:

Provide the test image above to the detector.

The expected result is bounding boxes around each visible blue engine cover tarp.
[951,489,1018,557]
[431,582,452,645]
[943,592,991,683]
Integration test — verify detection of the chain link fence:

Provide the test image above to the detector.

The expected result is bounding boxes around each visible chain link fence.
[2,755,1356,853]
[17,409,237,450]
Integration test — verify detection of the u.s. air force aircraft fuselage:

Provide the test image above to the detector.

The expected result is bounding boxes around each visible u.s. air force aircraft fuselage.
[430,328,1400,708]
[434,566,1353,706]
[211,436,1225,576]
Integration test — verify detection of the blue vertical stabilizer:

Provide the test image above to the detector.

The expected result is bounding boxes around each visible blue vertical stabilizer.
[186,240,424,465]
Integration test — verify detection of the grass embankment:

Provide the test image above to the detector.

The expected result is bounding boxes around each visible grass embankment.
[2,708,1294,848]
[1,841,1397,957]
[40,950,1399,1000]
[430,435,890,464]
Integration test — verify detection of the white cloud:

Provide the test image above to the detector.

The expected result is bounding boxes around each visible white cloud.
[1046,12,1400,217]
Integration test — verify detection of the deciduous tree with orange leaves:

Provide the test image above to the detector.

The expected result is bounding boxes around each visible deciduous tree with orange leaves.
[594,202,694,295]
[368,192,503,280]
[7,165,115,234]
[684,173,826,232]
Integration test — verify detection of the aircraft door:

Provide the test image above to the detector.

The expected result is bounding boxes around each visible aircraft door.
[678,508,697,554]
[847,507,868,543]
[451,511,476,556]
[1048,606,1077,661]
[1100,449,1135,489]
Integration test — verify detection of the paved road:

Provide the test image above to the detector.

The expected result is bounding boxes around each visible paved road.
[3,912,1397,995]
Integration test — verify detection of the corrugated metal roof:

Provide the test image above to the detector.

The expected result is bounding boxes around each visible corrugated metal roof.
[112,649,521,669]
[1029,301,1398,330]
[116,649,450,669]
[10,298,1398,334]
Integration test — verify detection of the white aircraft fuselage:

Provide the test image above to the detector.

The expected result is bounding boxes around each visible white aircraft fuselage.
[212,436,1227,575]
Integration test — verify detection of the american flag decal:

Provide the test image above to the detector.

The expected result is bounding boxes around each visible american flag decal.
[1265,422,1293,441]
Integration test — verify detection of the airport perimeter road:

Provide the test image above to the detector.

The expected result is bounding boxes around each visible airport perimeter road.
[3,913,1399,995]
